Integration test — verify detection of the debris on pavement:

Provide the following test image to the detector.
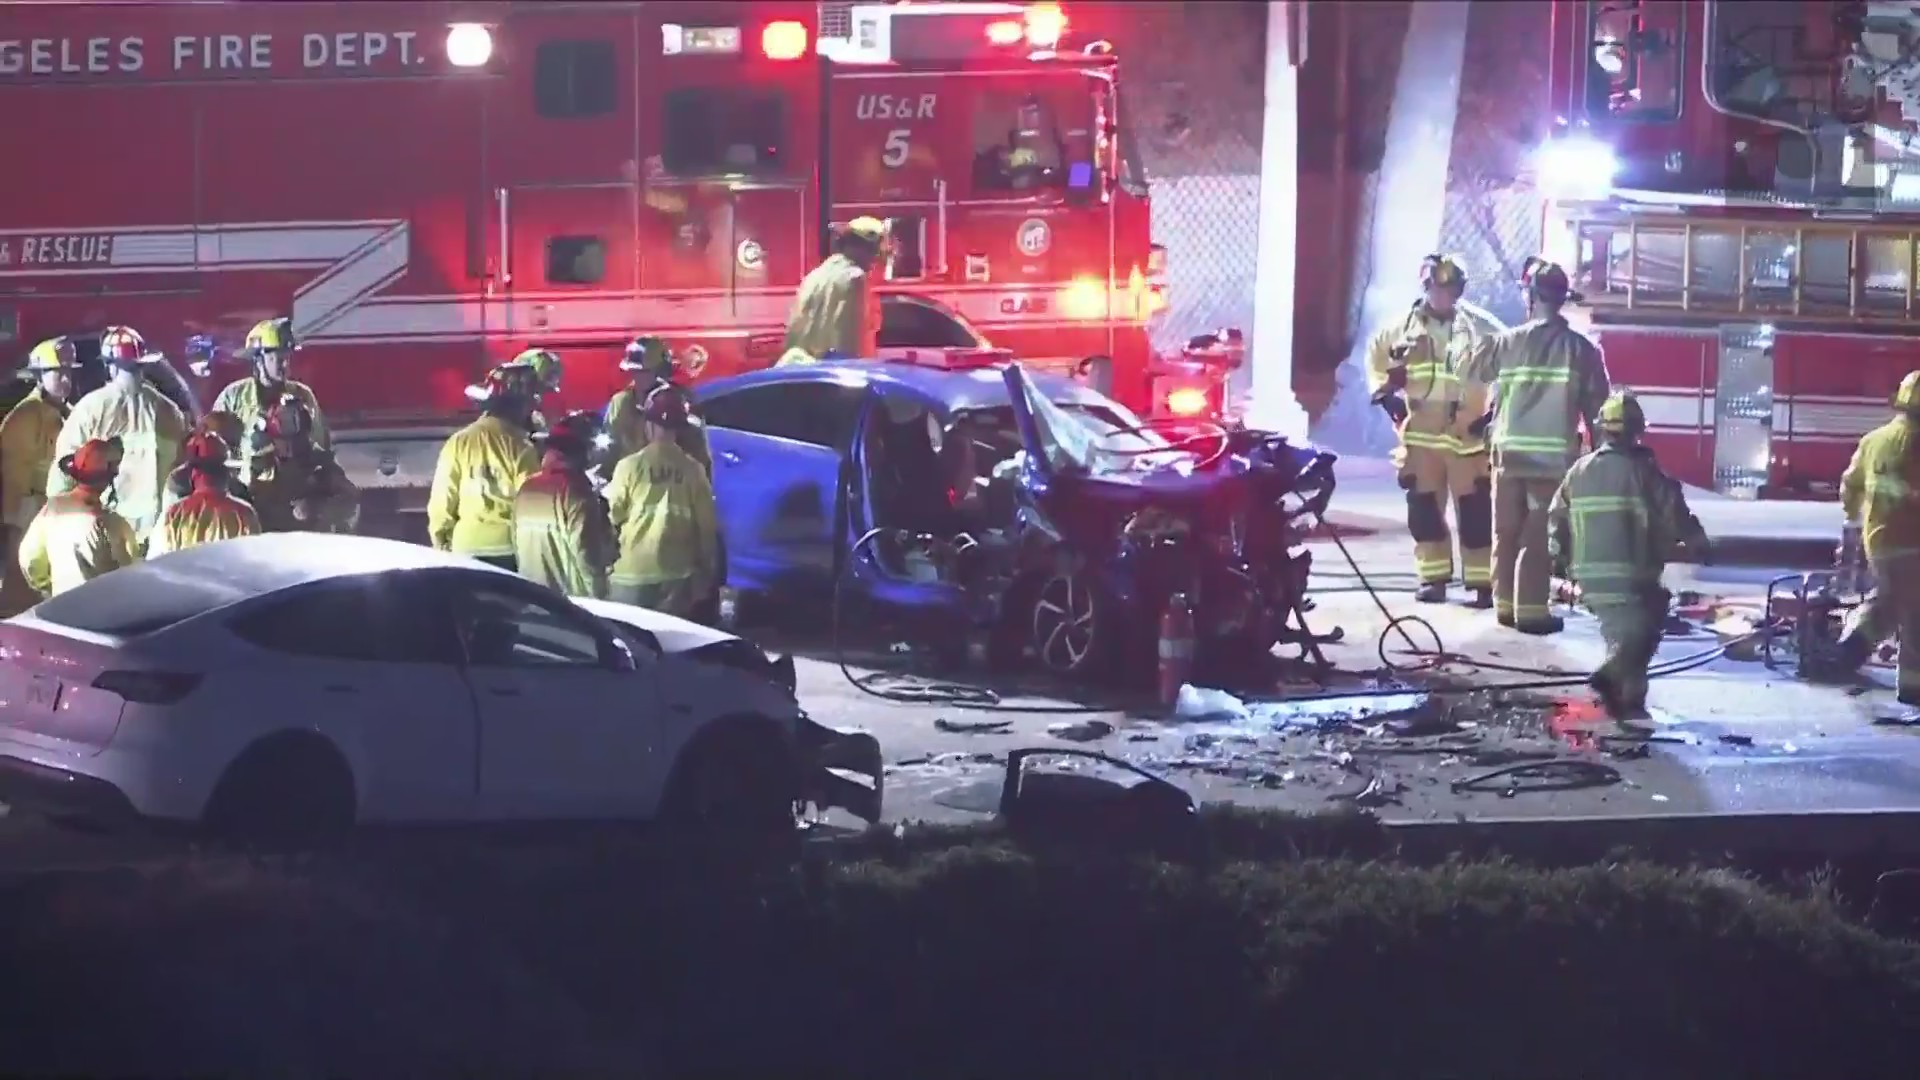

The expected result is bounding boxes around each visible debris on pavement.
[935,718,1013,735]
[1047,719,1115,742]
[1328,774,1405,807]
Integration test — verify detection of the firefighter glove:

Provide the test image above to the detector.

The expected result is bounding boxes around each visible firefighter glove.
[1467,409,1495,438]
[1377,394,1409,425]
[1381,363,1410,389]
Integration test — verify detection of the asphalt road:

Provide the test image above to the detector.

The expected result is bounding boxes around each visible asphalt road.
[5,497,1920,873]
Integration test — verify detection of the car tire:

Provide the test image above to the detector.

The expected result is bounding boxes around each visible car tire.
[202,733,356,846]
[661,718,798,842]
[1029,569,1111,677]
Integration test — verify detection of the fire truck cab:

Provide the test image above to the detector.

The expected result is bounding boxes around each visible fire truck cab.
[817,2,1174,413]
[1538,0,1920,499]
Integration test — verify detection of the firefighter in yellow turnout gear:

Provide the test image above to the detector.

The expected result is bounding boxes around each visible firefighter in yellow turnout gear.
[1366,255,1493,607]
[781,217,889,366]
[1459,258,1612,634]
[149,431,262,556]
[1837,370,1920,706]
[1548,391,1707,727]
[249,395,359,535]
[212,318,330,483]
[47,326,190,547]
[605,336,712,473]
[430,364,542,570]
[1,338,80,614]
[605,385,720,619]
[515,411,615,600]
[18,438,140,597]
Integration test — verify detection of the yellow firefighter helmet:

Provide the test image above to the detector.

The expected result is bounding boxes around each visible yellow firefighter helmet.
[245,317,297,357]
[1597,389,1647,438]
[24,337,78,373]
[1894,371,1920,412]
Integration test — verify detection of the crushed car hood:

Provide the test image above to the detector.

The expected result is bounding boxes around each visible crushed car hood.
[574,597,735,654]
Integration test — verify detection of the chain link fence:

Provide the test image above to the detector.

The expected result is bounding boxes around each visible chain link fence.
[1093,1,1268,355]
[1436,1,1552,328]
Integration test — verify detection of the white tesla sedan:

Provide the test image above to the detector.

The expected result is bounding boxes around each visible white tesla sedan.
[0,533,882,838]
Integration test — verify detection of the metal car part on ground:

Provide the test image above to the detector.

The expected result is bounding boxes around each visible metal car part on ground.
[0,533,880,838]
[693,354,1341,684]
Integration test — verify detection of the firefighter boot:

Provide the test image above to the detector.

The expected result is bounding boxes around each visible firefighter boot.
[1588,668,1628,722]
[1468,587,1493,610]
[1416,582,1448,604]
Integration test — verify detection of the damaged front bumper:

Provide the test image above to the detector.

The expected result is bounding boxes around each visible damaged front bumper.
[795,713,885,824]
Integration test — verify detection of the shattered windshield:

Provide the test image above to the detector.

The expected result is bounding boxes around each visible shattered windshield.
[1014,378,1184,474]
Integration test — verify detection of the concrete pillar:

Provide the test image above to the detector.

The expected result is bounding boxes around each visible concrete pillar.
[1312,0,1472,456]
[1245,0,1310,441]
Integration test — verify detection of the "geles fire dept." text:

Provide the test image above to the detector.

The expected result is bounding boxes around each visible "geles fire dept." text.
[0,33,427,78]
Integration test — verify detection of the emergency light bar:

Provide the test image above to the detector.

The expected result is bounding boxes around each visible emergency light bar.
[887,347,1014,370]
[819,2,1069,63]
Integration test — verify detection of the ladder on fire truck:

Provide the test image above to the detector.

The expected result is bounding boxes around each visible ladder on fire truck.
[1557,197,1920,326]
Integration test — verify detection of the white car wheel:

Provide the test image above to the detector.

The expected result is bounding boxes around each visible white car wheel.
[1030,571,1106,676]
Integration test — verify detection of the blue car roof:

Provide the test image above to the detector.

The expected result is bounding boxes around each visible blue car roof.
[693,360,1110,413]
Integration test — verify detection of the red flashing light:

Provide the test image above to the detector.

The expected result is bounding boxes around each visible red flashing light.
[762,20,808,60]
[1164,386,1210,417]
[888,347,1013,370]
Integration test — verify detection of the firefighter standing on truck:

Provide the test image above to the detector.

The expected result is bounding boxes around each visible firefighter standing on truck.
[148,431,262,557]
[1,338,80,613]
[46,325,190,547]
[1548,390,1707,728]
[212,318,329,482]
[1458,258,1611,634]
[430,364,542,570]
[249,394,359,534]
[1836,370,1920,707]
[18,437,139,597]
[515,410,615,600]
[1365,254,1493,608]
[779,217,889,366]
[605,385,719,618]
[606,336,712,472]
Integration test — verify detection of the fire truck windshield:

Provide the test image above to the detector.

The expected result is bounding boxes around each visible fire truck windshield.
[1704,0,1838,130]
[970,88,1091,192]
[1585,0,1683,122]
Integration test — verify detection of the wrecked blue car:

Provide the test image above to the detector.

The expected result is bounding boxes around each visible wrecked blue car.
[694,351,1338,678]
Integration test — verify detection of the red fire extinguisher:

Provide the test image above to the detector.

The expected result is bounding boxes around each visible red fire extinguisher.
[1158,593,1195,708]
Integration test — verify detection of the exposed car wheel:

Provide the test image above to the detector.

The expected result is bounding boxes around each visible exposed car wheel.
[661,718,798,843]
[1030,571,1109,677]
[202,733,356,846]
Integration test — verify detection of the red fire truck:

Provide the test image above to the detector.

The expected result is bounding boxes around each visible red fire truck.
[0,0,1191,518]
[1538,0,1920,499]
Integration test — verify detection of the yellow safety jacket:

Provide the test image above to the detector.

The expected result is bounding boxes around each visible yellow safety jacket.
[1547,441,1705,607]
[428,415,540,557]
[0,388,69,529]
[45,379,190,543]
[17,489,140,597]
[1458,315,1611,479]
[252,450,359,534]
[1365,302,1488,466]
[211,378,330,481]
[606,441,719,588]
[514,456,616,599]
[1841,414,1920,561]
[783,253,879,361]
[605,386,713,473]
[148,485,262,557]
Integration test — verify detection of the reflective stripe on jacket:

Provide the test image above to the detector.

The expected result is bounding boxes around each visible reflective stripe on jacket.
[0,389,68,528]
[1458,316,1610,478]
[17,490,140,596]
[1365,303,1489,457]
[515,459,615,599]
[211,378,330,482]
[252,451,360,535]
[1841,414,1920,560]
[1547,442,1703,606]
[427,415,540,556]
[45,379,189,543]
[148,486,261,556]
[605,441,719,588]
[783,253,878,361]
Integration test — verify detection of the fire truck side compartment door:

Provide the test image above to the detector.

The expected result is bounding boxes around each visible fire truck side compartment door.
[730,183,810,318]
[500,184,638,411]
